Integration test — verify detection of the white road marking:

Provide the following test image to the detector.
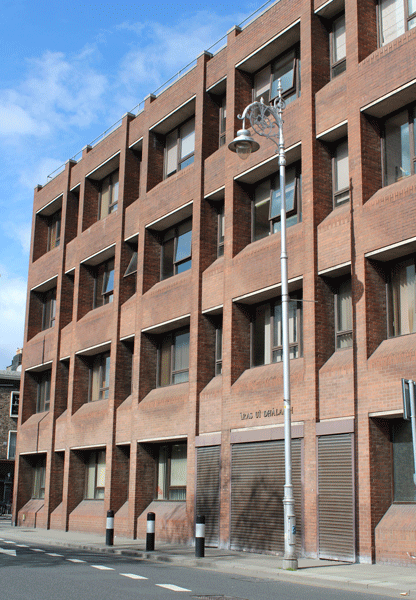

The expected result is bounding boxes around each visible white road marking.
[156,584,192,592]
[0,547,16,556]
[120,573,148,580]
[32,548,45,552]
[16,544,28,548]
[67,558,86,563]
[3,540,15,544]
[91,565,114,571]
[47,553,63,557]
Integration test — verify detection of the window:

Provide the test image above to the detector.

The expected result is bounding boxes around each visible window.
[384,106,416,186]
[7,431,17,460]
[93,258,114,307]
[215,321,223,375]
[252,294,302,366]
[161,219,192,279]
[32,456,46,499]
[10,391,19,417]
[89,352,110,401]
[47,210,61,251]
[217,203,225,257]
[379,0,416,45]
[85,450,106,499]
[392,419,415,501]
[252,164,301,241]
[388,257,416,337]
[37,371,51,413]
[158,328,190,386]
[99,170,119,219]
[219,96,226,147]
[156,442,187,501]
[253,46,300,105]
[335,278,353,349]
[165,118,195,178]
[333,139,349,206]
[42,288,56,330]
[330,13,346,77]
[124,251,138,277]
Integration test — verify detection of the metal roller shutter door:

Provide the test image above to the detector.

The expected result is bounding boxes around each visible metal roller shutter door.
[230,439,302,554]
[318,433,355,562]
[196,446,220,547]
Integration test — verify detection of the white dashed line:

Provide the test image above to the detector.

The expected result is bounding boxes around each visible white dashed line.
[3,541,15,544]
[16,544,28,548]
[156,584,192,592]
[47,553,63,557]
[91,565,114,571]
[67,558,86,563]
[32,549,45,552]
[0,548,16,556]
[120,573,148,580]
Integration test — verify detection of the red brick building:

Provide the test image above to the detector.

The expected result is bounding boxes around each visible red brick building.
[13,0,416,565]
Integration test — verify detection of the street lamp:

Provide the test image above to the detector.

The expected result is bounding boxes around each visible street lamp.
[228,82,298,570]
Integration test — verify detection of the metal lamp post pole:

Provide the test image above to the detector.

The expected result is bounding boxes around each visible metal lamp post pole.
[228,82,297,569]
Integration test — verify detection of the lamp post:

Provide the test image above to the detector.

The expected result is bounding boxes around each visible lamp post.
[228,82,298,570]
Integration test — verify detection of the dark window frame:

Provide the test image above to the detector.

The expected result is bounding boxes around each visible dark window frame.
[93,258,115,308]
[10,391,19,417]
[89,352,111,402]
[330,12,347,78]
[250,292,303,367]
[36,371,51,413]
[252,162,302,242]
[157,327,190,387]
[382,103,416,187]
[160,218,192,280]
[98,170,119,220]
[7,431,17,460]
[253,44,301,105]
[164,117,195,178]
[156,442,187,501]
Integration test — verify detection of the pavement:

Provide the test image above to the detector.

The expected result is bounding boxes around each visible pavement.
[0,517,415,598]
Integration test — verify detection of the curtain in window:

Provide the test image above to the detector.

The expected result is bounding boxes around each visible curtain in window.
[170,444,187,500]
[392,260,416,335]
[337,279,353,348]
[173,331,190,383]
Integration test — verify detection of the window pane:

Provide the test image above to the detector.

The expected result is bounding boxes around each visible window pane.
[337,279,353,332]
[124,251,138,276]
[110,171,119,209]
[335,140,349,192]
[170,444,187,487]
[385,111,411,184]
[159,336,172,387]
[254,179,271,240]
[173,330,190,373]
[96,451,106,493]
[162,237,175,280]
[380,0,405,44]
[91,358,100,401]
[333,14,346,62]
[175,221,192,263]
[180,119,195,159]
[157,445,167,499]
[410,0,416,15]
[176,258,192,274]
[166,130,178,176]
[8,432,16,459]
[102,355,110,398]
[391,259,416,335]
[271,50,295,99]
[253,303,269,366]
[393,420,416,501]
[102,260,114,295]
[100,177,110,218]
[270,166,296,219]
[86,454,96,499]
[254,65,271,103]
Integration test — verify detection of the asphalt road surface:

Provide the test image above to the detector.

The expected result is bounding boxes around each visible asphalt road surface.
[0,537,384,600]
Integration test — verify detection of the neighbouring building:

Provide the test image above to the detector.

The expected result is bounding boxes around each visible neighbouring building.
[13,0,416,565]
[0,350,21,513]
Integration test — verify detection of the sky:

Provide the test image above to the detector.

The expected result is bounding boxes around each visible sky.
[0,0,270,369]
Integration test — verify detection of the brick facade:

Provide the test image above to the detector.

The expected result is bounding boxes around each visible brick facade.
[13,0,416,565]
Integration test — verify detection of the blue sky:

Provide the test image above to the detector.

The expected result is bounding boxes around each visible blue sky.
[0,0,269,369]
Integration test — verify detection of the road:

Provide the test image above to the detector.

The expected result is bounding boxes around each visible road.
[0,536,384,600]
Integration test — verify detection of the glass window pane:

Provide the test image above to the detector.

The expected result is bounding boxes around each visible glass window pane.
[270,166,296,219]
[102,355,110,398]
[333,14,346,62]
[335,140,349,192]
[254,65,271,102]
[173,331,190,372]
[170,444,187,487]
[166,130,178,176]
[157,445,167,499]
[124,251,138,277]
[380,0,405,44]
[100,177,110,218]
[91,359,100,401]
[110,171,119,208]
[162,238,175,280]
[385,111,411,184]
[175,222,192,263]
[337,279,353,332]
[253,303,270,366]
[96,451,106,491]
[176,258,192,274]
[180,119,195,159]
[159,337,172,387]
[391,259,416,335]
[271,50,295,99]
[393,420,416,501]
[86,454,96,499]
[254,179,271,240]
[103,260,114,294]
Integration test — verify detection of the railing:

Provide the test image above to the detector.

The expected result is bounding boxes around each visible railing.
[42,0,280,188]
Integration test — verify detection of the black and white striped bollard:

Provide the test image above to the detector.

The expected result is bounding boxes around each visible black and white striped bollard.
[195,515,205,558]
[146,512,155,551]
[106,509,114,546]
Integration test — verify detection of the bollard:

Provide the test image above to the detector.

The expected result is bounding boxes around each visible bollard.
[106,510,114,546]
[146,512,155,551]
[195,515,205,558]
